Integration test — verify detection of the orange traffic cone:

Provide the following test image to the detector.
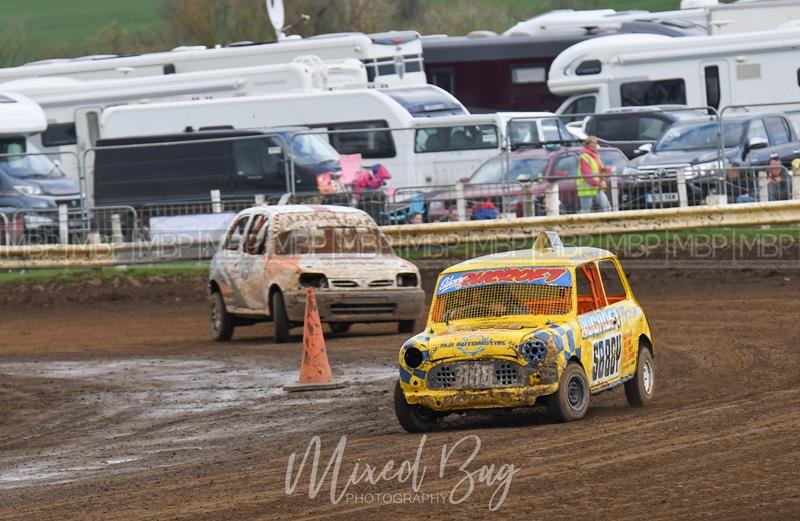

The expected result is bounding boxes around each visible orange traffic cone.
[283,289,347,392]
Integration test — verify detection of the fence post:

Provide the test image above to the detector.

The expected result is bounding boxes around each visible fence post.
[520,180,533,218]
[211,189,222,213]
[545,183,560,216]
[111,214,124,245]
[455,181,467,221]
[609,176,620,212]
[676,169,688,208]
[58,204,69,245]
[792,171,800,200]
[757,170,768,203]
[254,194,266,206]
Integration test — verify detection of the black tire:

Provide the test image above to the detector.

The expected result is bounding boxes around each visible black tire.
[545,362,590,422]
[398,320,416,334]
[209,291,235,341]
[625,347,655,407]
[394,380,439,433]
[271,290,290,344]
[329,322,351,334]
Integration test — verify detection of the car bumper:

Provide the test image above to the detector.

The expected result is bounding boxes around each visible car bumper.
[401,383,558,412]
[283,287,425,323]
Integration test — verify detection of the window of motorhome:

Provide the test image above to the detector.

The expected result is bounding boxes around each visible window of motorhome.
[560,96,596,123]
[414,125,498,153]
[704,66,721,110]
[575,60,601,76]
[620,79,686,107]
[511,65,546,84]
[541,119,573,142]
[42,123,77,147]
[322,120,396,159]
[765,117,791,145]
[430,68,455,93]
[232,138,282,177]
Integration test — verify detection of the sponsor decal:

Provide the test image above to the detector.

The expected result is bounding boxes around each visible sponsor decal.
[578,308,621,338]
[591,333,622,385]
[436,267,570,296]
[454,335,505,356]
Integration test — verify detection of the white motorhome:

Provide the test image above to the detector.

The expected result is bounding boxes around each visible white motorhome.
[504,7,708,35]
[1,60,366,179]
[706,0,800,35]
[0,32,425,86]
[548,28,800,126]
[84,85,467,189]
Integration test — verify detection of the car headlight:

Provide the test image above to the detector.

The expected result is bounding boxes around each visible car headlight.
[397,273,418,287]
[299,273,328,288]
[14,185,43,196]
[518,336,548,367]
[685,160,722,178]
[403,347,424,368]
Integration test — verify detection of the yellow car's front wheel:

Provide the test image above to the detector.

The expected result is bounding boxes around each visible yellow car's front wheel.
[545,362,590,422]
[394,381,441,433]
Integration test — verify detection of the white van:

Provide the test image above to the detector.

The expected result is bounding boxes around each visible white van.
[87,85,468,189]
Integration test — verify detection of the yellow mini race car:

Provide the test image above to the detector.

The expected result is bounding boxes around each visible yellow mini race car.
[394,232,655,432]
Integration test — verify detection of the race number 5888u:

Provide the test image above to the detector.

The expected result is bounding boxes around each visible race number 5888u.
[592,334,621,384]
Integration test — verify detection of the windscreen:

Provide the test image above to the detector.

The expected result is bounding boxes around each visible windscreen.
[470,156,549,183]
[289,133,340,165]
[655,121,745,152]
[274,225,393,255]
[0,140,63,179]
[430,266,573,323]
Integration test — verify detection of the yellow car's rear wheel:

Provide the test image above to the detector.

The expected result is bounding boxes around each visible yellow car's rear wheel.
[625,347,655,407]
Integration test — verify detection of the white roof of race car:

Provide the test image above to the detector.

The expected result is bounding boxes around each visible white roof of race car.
[238,204,367,218]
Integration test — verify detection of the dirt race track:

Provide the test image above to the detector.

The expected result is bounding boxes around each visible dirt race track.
[1,264,799,520]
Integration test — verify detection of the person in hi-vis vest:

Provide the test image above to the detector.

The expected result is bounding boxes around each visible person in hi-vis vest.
[577,136,612,213]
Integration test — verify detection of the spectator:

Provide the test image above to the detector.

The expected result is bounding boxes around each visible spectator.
[473,200,498,220]
[442,206,460,222]
[766,156,789,201]
[408,212,424,225]
[577,136,612,213]
[725,162,757,203]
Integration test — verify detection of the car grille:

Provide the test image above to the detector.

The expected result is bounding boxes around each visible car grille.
[427,360,526,390]
[330,279,360,288]
[329,302,397,315]
[368,279,394,288]
[51,196,81,209]
[329,279,396,289]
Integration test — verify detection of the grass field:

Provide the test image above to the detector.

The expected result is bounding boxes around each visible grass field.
[1,0,681,65]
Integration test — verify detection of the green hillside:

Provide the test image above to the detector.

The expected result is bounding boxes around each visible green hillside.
[1,0,681,65]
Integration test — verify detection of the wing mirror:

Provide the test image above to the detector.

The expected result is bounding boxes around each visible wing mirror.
[516,174,531,183]
[747,136,768,151]
[636,143,653,155]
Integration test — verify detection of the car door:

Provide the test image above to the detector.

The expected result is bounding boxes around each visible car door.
[575,261,626,391]
[219,214,251,310]
[764,116,800,164]
[235,213,270,312]
[596,258,641,381]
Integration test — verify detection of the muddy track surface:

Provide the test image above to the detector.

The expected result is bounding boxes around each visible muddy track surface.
[1,265,799,520]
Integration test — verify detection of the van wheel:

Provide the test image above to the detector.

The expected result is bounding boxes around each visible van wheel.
[329,322,351,334]
[209,292,235,341]
[625,347,655,407]
[271,291,290,344]
[398,320,416,334]
[545,362,590,422]
[394,381,439,433]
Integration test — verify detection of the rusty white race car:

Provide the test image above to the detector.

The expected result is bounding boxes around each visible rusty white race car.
[208,204,425,343]
[394,232,655,432]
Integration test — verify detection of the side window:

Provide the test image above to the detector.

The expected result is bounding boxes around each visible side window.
[232,138,281,177]
[325,120,396,158]
[598,260,627,304]
[747,119,769,143]
[594,116,635,142]
[244,214,268,255]
[576,262,605,315]
[42,123,78,147]
[414,125,498,153]
[224,216,250,251]
[510,64,546,84]
[430,67,455,93]
[765,117,791,145]
[638,116,670,141]
[704,65,721,110]
[560,96,596,123]
[553,153,578,176]
[620,79,686,106]
[540,119,565,142]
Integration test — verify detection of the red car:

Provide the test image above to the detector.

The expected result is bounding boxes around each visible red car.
[427,144,629,219]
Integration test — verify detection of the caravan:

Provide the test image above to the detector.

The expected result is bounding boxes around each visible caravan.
[1,60,366,179]
[548,27,800,127]
[0,32,425,86]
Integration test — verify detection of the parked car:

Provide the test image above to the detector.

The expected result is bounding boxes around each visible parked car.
[94,127,341,207]
[426,143,629,218]
[580,105,706,159]
[624,113,800,207]
[208,204,425,343]
[394,231,655,432]
[0,140,81,241]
